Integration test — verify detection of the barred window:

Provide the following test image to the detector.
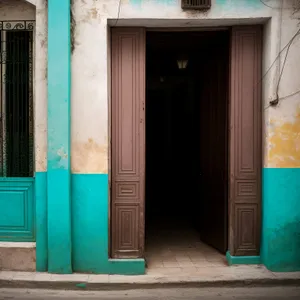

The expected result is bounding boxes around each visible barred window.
[0,21,34,177]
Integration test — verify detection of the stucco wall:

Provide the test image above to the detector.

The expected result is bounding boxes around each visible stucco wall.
[70,0,300,273]
[7,1,298,175]
[71,0,300,173]
[265,7,300,168]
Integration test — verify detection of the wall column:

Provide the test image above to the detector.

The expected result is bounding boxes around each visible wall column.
[47,0,72,273]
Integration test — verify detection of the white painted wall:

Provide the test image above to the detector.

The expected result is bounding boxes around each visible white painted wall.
[71,0,300,172]
[3,0,300,174]
[0,0,47,172]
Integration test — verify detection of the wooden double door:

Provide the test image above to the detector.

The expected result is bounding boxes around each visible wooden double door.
[110,27,262,259]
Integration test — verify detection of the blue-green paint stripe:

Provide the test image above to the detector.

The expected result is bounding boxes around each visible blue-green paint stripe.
[262,168,300,272]
[72,174,145,275]
[47,0,72,274]
[226,251,261,266]
[35,172,47,272]
[109,259,145,275]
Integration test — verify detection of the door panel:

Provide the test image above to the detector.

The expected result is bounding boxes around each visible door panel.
[229,26,262,256]
[199,40,229,254]
[111,28,146,258]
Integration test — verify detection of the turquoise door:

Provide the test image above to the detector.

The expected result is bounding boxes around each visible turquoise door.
[0,24,35,242]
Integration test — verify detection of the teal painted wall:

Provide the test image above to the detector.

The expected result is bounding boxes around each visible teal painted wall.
[0,178,35,241]
[262,168,300,272]
[35,172,47,272]
[72,174,145,275]
[44,0,144,275]
[47,0,72,274]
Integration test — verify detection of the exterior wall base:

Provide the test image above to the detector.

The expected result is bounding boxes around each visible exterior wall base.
[262,168,300,273]
[108,259,145,275]
[0,178,35,242]
[226,251,261,266]
[72,174,145,275]
[47,0,72,275]
[0,242,36,271]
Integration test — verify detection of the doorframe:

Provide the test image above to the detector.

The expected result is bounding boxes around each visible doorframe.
[109,25,263,260]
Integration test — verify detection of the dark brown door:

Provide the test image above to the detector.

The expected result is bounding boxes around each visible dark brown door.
[111,28,146,258]
[229,26,262,256]
[199,35,229,254]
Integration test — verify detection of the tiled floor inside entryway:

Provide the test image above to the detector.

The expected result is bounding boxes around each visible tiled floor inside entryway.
[145,218,227,275]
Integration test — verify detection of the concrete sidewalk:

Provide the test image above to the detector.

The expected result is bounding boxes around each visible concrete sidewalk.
[1,265,300,291]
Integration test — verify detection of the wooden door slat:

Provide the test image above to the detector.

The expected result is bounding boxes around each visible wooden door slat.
[111,28,146,258]
[229,26,262,256]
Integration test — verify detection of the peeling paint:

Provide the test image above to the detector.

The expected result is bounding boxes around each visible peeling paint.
[71,0,299,175]
[35,0,48,174]
[72,139,108,173]
[268,110,300,168]
[82,7,99,22]
[36,145,47,172]
[90,7,98,19]
[0,0,35,19]
[57,147,68,160]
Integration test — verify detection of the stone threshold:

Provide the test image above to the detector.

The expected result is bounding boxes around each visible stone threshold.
[0,242,36,248]
[0,242,36,272]
[0,269,300,291]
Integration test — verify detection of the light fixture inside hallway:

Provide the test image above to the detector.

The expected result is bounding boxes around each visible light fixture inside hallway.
[177,58,188,69]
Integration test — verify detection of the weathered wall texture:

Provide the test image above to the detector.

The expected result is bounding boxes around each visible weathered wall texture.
[71,0,300,174]
[7,1,298,174]
[33,0,47,173]
[0,0,47,172]
[261,2,300,273]
[4,0,300,273]
[70,0,300,273]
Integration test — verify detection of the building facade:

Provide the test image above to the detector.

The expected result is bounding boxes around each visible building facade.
[0,0,300,275]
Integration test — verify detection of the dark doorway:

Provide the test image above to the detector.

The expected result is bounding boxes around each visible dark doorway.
[0,30,34,178]
[145,31,229,267]
[111,26,261,262]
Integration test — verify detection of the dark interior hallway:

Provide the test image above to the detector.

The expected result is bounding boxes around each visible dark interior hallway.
[145,31,229,270]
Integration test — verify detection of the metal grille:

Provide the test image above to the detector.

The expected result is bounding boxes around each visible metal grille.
[181,0,211,9]
[0,21,34,177]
